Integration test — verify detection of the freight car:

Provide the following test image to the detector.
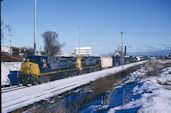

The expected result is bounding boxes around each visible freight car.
[100,56,113,68]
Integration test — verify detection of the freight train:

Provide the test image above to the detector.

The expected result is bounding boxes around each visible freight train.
[8,55,149,85]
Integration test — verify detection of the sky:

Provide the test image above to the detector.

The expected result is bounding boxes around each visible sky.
[1,0,171,56]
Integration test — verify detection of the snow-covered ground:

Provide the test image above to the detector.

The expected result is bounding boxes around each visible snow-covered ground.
[1,62,22,86]
[2,61,146,113]
[108,66,171,113]
[80,62,171,113]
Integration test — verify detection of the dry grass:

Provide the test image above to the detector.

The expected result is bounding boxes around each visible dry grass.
[90,65,139,96]
[145,59,171,76]
[138,75,147,79]
[53,104,67,113]
[90,76,115,95]
[163,62,171,67]
[145,59,162,76]
[122,86,133,106]
[157,79,171,86]
[169,71,171,74]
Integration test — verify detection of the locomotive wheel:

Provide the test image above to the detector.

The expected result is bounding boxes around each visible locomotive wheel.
[69,71,78,77]
[19,74,37,86]
[78,70,83,75]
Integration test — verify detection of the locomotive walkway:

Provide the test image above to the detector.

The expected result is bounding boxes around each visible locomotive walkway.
[2,61,146,113]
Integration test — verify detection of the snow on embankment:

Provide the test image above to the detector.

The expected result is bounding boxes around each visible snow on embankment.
[2,61,146,113]
[158,59,171,64]
[108,63,171,113]
[1,62,22,86]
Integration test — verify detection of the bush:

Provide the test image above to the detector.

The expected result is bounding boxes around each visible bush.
[145,58,162,76]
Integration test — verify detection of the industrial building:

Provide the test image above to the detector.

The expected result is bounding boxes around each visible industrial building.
[75,47,91,56]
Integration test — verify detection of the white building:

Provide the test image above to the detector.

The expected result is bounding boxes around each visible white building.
[75,47,91,56]
[1,46,11,54]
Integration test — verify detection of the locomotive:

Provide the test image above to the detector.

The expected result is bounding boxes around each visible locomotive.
[17,55,101,85]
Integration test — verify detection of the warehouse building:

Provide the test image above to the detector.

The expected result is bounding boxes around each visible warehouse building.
[75,47,91,56]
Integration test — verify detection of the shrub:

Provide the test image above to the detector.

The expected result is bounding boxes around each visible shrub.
[145,58,162,76]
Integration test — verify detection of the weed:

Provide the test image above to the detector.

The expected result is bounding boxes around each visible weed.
[122,86,133,106]
[169,71,171,74]
[157,79,171,86]
[145,59,162,76]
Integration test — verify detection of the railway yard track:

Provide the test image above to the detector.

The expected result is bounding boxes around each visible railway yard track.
[1,85,28,93]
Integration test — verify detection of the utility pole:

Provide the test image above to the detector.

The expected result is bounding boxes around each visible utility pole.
[34,0,37,55]
[121,32,124,70]
[78,26,80,56]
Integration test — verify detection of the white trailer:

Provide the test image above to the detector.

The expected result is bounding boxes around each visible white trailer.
[100,57,113,68]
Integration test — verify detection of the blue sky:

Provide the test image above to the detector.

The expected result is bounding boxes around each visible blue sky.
[2,0,171,55]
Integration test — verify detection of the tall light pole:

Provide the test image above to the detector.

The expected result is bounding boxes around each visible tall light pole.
[121,32,124,70]
[34,0,37,55]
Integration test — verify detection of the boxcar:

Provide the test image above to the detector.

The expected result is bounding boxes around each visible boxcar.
[100,56,113,68]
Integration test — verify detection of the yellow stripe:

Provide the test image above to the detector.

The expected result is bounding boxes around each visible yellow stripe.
[38,66,98,76]
[38,68,78,76]
[83,66,98,69]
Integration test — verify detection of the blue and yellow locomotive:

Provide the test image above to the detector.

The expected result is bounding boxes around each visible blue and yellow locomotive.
[17,55,101,85]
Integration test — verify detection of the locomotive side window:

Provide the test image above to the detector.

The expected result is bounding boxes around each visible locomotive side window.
[42,58,46,63]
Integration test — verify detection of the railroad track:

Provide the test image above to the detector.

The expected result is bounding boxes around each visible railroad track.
[1,85,28,93]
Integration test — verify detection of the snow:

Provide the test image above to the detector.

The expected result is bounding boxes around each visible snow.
[78,60,171,113]
[1,61,146,113]
[108,65,171,113]
[1,62,22,85]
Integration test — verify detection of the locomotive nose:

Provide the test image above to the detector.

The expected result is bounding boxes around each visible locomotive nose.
[21,62,32,74]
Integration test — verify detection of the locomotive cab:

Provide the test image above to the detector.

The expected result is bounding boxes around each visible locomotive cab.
[25,56,51,73]
[18,56,51,85]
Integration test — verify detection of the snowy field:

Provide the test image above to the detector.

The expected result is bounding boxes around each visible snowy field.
[108,66,171,113]
[1,62,22,86]
[2,61,146,113]
[80,62,171,113]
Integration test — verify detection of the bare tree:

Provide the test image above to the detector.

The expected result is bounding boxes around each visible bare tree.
[114,45,122,56]
[42,31,64,56]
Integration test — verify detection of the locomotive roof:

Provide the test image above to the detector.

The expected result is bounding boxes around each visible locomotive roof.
[26,55,48,59]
